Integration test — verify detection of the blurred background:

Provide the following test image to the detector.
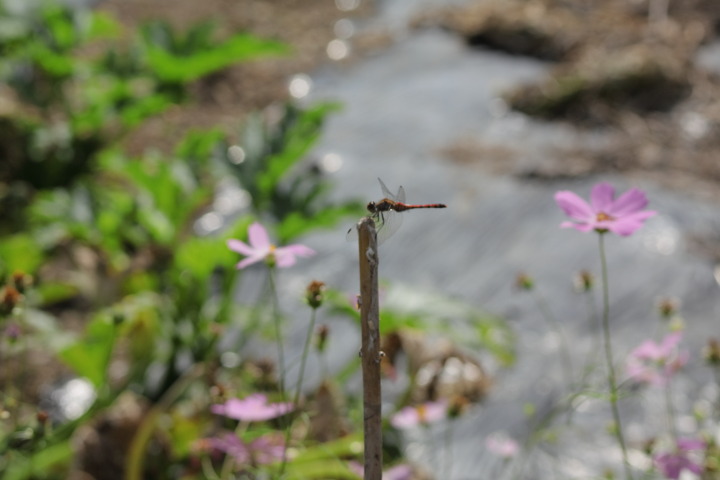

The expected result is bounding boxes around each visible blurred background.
[1,0,719,479]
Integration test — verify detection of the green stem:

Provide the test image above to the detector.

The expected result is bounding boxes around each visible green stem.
[664,382,678,442]
[598,233,633,480]
[278,307,319,477]
[580,289,601,379]
[267,269,287,399]
[293,308,318,406]
[126,364,204,480]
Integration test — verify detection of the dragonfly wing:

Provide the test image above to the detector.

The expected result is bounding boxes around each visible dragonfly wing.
[377,178,406,203]
[377,177,395,200]
[346,224,358,243]
[376,209,403,245]
[396,185,405,204]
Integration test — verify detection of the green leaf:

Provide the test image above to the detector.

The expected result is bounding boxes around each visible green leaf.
[87,11,122,40]
[2,440,73,480]
[291,434,363,462]
[284,461,360,480]
[59,315,118,388]
[119,93,173,127]
[282,434,363,480]
[36,282,80,306]
[145,32,289,83]
[175,236,235,279]
[0,234,45,275]
[256,103,341,199]
[137,208,174,245]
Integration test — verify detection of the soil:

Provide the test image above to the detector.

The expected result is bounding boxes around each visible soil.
[414,0,720,208]
[95,0,720,205]
[96,0,376,154]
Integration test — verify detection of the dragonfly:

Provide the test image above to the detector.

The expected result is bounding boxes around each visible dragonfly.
[348,178,447,244]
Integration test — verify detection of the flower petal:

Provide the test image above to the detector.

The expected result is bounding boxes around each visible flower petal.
[560,220,595,232]
[236,255,265,270]
[283,244,316,257]
[555,191,594,221]
[274,244,315,268]
[247,222,271,249]
[630,339,663,361]
[608,188,649,217]
[590,182,615,211]
[678,438,706,451]
[606,210,656,236]
[660,331,683,354]
[227,239,255,256]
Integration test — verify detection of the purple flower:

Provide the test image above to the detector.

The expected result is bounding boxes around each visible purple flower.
[554,182,656,236]
[485,432,520,459]
[3,323,21,341]
[211,394,294,422]
[209,432,286,466]
[390,401,447,429]
[626,332,688,386]
[227,222,315,269]
[654,438,706,479]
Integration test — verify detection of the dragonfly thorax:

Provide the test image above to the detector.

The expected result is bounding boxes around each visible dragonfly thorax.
[367,199,396,214]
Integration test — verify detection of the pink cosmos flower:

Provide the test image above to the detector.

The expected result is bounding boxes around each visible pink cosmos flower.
[485,432,520,459]
[390,401,447,429]
[554,182,656,236]
[626,332,688,387]
[208,432,286,466]
[227,222,315,269]
[654,438,706,479]
[211,394,294,422]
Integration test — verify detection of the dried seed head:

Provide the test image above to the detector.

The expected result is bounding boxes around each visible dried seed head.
[305,280,326,309]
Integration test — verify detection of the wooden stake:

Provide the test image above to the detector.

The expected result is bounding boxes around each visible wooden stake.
[357,217,382,480]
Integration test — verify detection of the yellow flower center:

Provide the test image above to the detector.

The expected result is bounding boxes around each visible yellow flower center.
[596,211,614,222]
[265,244,278,267]
[416,405,427,423]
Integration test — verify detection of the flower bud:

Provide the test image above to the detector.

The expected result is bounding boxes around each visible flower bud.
[704,338,720,367]
[36,410,49,425]
[573,270,594,292]
[11,272,32,294]
[0,286,21,316]
[305,280,325,309]
[657,297,679,319]
[515,273,534,291]
[447,395,469,419]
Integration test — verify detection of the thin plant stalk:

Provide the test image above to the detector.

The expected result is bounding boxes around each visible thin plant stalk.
[267,269,287,399]
[598,233,633,480]
[664,383,678,441]
[581,281,601,377]
[126,364,204,480]
[278,307,319,477]
[292,308,318,406]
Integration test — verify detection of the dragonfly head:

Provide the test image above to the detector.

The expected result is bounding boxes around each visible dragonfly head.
[366,201,377,213]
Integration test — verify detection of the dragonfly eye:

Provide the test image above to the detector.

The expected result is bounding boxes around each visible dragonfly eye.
[367,201,376,211]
